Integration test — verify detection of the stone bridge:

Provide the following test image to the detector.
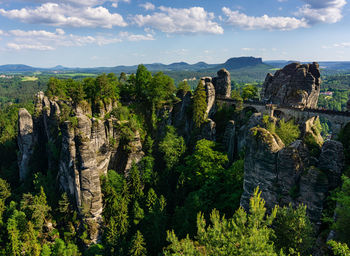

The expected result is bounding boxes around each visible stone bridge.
[217,97,350,135]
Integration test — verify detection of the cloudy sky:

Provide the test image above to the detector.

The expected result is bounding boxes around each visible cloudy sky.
[0,0,349,67]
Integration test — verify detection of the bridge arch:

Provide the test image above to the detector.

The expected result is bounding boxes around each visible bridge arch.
[273,109,287,120]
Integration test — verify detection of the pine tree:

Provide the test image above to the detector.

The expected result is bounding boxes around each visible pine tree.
[129,230,147,256]
[193,81,207,128]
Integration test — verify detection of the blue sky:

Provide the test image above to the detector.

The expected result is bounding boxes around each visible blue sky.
[0,0,349,67]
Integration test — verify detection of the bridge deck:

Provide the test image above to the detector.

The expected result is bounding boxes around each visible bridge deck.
[216,97,350,117]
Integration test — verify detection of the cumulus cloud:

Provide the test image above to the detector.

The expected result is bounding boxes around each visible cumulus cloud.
[296,0,347,24]
[2,28,154,51]
[222,7,308,30]
[17,0,131,7]
[0,3,127,28]
[132,6,224,34]
[139,2,155,11]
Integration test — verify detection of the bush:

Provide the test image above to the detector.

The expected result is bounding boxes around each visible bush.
[275,119,300,146]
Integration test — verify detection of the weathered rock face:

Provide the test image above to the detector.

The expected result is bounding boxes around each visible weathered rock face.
[18,91,145,244]
[172,90,193,141]
[212,68,231,98]
[277,140,309,206]
[18,108,34,181]
[262,62,321,108]
[200,119,216,141]
[241,127,284,210]
[200,77,216,118]
[319,140,344,190]
[224,120,236,163]
[240,114,345,223]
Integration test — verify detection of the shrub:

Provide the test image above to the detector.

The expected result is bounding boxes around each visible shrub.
[275,119,300,146]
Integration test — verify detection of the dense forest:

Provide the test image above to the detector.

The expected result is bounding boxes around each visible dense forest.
[0,66,350,256]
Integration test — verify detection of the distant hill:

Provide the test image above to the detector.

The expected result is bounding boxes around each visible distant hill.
[223,57,263,70]
[0,64,39,72]
[0,57,265,74]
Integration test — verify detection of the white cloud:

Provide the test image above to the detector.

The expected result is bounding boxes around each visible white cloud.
[132,6,224,34]
[0,3,127,28]
[118,31,154,41]
[2,28,154,51]
[0,30,3,35]
[222,7,308,30]
[9,28,64,38]
[7,42,55,51]
[297,0,347,23]
[139,2,155,11]
[17,0,131,7]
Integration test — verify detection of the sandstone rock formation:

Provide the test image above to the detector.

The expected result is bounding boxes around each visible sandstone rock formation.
[18,108,34,181]
[200,77,216,118]
[240,117,344,223]
[172,90,193,141]
[319,140,344,190]
[241,127,284,210]
[212,68,231,98]
[262,62,321,108]
[224,120,236,163]
[18,92,145,243]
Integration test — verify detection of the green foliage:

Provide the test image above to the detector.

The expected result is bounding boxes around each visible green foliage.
[129,231,147,256]
[20,187,51,230]
[193,81,207,128]
[241,84,259,100]
[164,187,278,256]
[179,139,227,186]
[275,119,300,146]
[177,81,191,94]
[273,204,314,255]
[328,240,350,256]
[159,126,186,170]
[332,175,350,245]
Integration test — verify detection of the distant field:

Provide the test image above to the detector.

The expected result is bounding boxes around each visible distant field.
[21,76,38,81]
[269,68,280,71]
[59,73,97,77]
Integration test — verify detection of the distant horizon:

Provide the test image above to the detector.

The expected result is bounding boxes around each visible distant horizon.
[2,57,350,69]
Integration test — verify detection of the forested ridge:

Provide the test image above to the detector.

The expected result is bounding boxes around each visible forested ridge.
[0,65,350,256]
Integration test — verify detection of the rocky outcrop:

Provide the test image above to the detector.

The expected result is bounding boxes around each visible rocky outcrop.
[224,120,236,163]
[240,115,345,223]
[200,119,216,141]
[200,77,216,118]
[277,140,309,206]
[172,90,193,141]
[212,68,231,98]
[241,127,284,210]
[262,62,321,109]
[18,108,34,181]
[319,140,344,190]
[18,91,145,244]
